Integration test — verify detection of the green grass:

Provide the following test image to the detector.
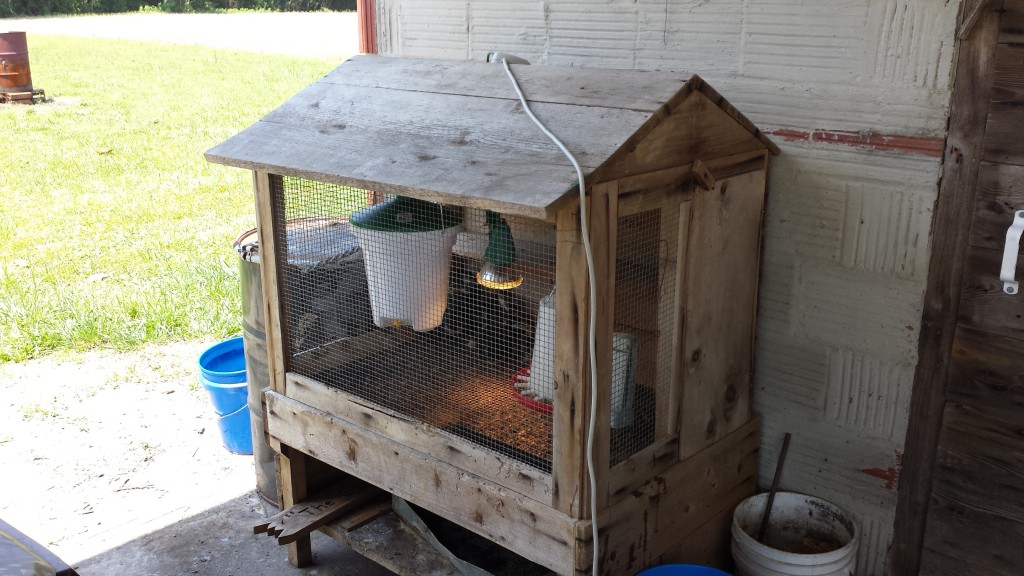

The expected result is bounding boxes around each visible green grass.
[0,36,337,361]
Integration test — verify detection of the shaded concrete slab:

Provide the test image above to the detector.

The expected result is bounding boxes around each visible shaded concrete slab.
[76,494,392,576]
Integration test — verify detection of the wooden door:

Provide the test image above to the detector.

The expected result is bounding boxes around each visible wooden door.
[896,1,1024,574]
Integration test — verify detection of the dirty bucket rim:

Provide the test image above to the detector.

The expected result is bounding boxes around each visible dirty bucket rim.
[732,491,859,565]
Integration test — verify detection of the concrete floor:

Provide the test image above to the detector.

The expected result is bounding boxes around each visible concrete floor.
[1,15,395,575]
[1,342,396,576]
[74,494,394,576]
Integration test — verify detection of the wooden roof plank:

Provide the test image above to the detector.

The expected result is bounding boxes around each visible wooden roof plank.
[257,80,649,171]
[206,57,776,213]
[321,55,690,112]
[206,121,588,219]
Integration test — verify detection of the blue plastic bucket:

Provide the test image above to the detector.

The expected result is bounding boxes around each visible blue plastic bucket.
[217,403,254,454]
[637,565,732,576]
[198,337,248,415]
[199,338,252,454]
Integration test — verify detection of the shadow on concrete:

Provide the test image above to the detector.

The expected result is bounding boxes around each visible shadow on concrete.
[72,491,395,576]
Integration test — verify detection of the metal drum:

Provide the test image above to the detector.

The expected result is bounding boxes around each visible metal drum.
[234,228,277,504]
[0,32,33,100]
[234,217,372,504]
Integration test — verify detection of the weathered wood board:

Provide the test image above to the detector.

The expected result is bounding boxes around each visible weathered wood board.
[206,56,774,220]
[921,404,1024,576]
[983,44,1024,165]
[680,170,766,458]
[266,391,578,575]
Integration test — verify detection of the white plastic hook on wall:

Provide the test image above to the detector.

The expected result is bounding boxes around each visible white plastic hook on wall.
[1000,210,1024,295]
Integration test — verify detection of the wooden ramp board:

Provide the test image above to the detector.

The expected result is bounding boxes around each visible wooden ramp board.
[255,480,382,545]
[320,501,555,576]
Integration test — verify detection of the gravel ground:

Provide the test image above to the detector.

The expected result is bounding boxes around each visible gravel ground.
[1,12,391,575]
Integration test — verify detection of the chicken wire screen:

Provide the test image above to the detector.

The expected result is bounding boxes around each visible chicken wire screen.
[273,176,557,473]
[610,207,676,466]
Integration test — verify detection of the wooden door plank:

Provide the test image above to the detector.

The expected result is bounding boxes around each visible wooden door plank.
[956,245,1024,340]
[968,161,1024,250]
[893,3,1003,572]
[983,44,1024,164]
[920,503,1024,576]
[930,403,1024,527]
[923,476,1024,576]
[947,325,1024,423]
[679,171,765,458]
[1000,0,1024,43]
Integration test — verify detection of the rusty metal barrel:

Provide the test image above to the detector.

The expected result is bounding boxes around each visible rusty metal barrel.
[0,32,33,101]
[234,228,278,505]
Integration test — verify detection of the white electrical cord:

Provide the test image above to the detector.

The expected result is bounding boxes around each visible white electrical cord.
[500,58,601,576]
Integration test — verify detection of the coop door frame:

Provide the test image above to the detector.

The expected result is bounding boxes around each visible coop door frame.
[549,178,696,517]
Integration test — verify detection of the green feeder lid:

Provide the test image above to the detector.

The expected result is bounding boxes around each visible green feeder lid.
[350,196,461,232]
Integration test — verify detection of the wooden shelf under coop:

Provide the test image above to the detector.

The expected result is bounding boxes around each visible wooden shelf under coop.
[207,55,777,575]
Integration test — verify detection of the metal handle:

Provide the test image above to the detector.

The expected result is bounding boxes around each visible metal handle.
[1000,210,1024,294]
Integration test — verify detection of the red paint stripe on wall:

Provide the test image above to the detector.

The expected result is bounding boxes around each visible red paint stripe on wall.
[769,129,945,158]
[358,0,377,54]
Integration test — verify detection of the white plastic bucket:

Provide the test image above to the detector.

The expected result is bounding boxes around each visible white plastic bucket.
[731,492,858,576]
[350,225,461,332]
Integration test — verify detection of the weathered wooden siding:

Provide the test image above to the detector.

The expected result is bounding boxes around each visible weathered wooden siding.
[371,1,961,573]
[912,2,1024,574]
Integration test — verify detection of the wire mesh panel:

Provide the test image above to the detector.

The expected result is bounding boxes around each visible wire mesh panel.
[273,176,557,473]
[610,206,678,466]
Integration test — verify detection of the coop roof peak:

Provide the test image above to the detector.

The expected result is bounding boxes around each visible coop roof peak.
[206,55,776,219]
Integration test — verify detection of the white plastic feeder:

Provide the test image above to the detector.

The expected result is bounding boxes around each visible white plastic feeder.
[349,197,462,332]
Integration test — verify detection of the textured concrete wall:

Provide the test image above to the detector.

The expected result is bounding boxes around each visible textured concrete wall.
[373,1,961,573]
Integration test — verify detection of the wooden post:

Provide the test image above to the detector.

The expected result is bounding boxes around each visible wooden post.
[253,171,288,394]
[553,202,590,518]
[589,181,618,510]
[279,445,312,566]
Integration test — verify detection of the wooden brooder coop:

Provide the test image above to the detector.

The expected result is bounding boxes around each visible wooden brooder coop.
[206,56,777,575]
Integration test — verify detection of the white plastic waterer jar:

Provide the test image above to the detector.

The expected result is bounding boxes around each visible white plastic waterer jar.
[349,196,462,332]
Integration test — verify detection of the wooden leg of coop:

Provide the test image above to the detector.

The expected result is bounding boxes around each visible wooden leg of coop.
[279,445,313,566]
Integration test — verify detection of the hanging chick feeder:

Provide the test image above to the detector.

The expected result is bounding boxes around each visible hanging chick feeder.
[349,196,462,331]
